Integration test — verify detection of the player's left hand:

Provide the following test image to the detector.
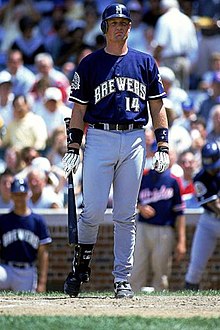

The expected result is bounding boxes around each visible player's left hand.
[62,148,80,178]
[152,146,170,173]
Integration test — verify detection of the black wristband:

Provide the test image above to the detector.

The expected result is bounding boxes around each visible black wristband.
[68,128,83,146]
[67,147,79,154]
[154,128,168,143]
[158,146,169,154]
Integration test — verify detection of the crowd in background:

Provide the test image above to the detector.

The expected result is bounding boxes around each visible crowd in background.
[0,0,219,210]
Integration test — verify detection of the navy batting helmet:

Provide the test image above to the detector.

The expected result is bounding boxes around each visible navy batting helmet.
[101,3,131,34]
[201,141,220,170]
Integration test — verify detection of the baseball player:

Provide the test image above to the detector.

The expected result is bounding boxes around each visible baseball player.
[131,168,186,292]
[0,178,52,292]
[62,3,170,298]
[185,141,220,290]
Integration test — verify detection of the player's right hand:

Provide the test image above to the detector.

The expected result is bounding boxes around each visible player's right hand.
[62,148,80,178]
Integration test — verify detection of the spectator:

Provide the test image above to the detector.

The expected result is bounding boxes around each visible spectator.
[27,167,64,209]
[46,126,67,169]
[159,66,189,118]
[82,6,102,48]
[2,94,48,152]
[20,146,40,167]
[33,53,70,103]
[199,52,220,92]
[0,177,52,292]
[10,15,46,73]
[198,71,220,123]
[177,150,201,208]
[127,1,150,53]
[207,104,220,147]
[193,1,220,81]
[45,18,69,66]
[0,169,14,209]
[6,49,35,96]
[165,98,192,156]
[130,168,186,292]
[0,70,14,127]
[33,87,71,140]
[153,0,198,90]
[3,146,24,175]
[142,0,162,28]
[0,0,41,65]
[185,141,220,290]
[173,98,197,132]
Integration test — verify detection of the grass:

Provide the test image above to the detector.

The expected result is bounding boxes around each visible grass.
[0,291,220,330]
[0,315,220,330]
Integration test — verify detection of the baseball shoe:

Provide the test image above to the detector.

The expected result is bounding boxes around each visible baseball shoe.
[184,281,199,291]
[114,281,134,298]
[64,268,91,297]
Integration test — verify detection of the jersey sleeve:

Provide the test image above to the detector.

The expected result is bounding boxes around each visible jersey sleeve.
[172,179,185,215]
[69,59,90,104]
[36,214,52,245]
[147,57,166,100]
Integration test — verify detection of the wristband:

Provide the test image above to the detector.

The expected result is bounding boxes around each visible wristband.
[154,128,168,143]
[68,128,83,146]
[158,146,169,154]
[67,147,79,154]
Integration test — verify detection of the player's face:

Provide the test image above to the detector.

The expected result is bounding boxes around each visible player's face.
[106,18,131,42]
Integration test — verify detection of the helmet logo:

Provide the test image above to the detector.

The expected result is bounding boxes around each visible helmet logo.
[116,5,124,15]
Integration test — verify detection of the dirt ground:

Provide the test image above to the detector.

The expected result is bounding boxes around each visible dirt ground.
[0,294,220,318]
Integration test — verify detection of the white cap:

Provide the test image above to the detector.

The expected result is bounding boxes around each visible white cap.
[159,66,175,83]
[0,70,12,84]
[31,157,51,173]
[44,87,62,102]
[160,0,179,10]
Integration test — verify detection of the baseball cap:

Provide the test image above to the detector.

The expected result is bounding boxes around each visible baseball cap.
[159,66,175,83]
[202,142,220,170]
[44,87,62,102]
[182,98,194,111]
[0,70,12,85]
[11,178,29,193]
[212,71,220,83]
[31,157,51,173]
[127,1,142,12]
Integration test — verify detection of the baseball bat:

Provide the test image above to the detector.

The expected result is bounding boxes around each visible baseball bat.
[64,117,78,246]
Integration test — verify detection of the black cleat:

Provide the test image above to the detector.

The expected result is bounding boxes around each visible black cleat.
[114,281,134,298]
[64,272,81,297]
[64,269,91,297]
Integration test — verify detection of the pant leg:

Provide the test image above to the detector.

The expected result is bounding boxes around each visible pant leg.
[0,265,12,290]
[78,128,119,244]
[185,214,220,285]
[130,222,151,292]
[112,130,146,282]
[151,226,175,290]
[11,267,38,292]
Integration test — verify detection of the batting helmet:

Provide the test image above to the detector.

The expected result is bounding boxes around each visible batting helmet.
[201,141,220,170]
[101,3,131,34]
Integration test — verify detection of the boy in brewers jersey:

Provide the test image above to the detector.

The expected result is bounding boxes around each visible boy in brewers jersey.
[0,178,52,292]
[62,3,170,298]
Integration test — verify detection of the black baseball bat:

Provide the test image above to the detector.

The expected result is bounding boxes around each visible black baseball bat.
[64,117,78,246]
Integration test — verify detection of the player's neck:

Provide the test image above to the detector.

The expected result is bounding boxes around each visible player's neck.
[13,206,31,216]
[104,42,128,56]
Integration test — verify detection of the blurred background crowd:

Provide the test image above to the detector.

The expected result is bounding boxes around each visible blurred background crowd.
[0,0,219,210]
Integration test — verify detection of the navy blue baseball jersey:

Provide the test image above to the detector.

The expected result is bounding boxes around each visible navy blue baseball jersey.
[138,169,185,226]
[193,169,220,214]
[69,48,166,125]
[0,211,52,263]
